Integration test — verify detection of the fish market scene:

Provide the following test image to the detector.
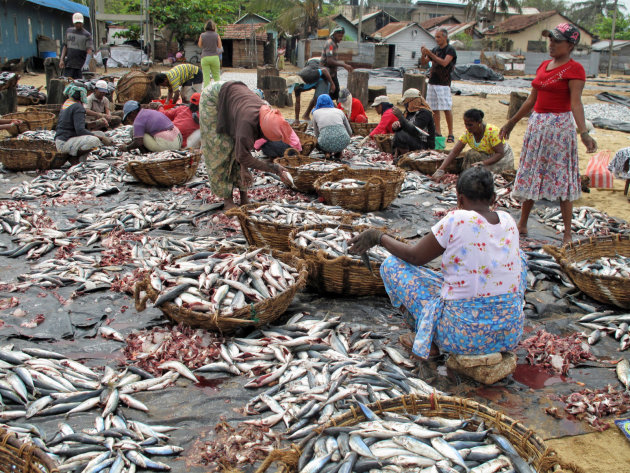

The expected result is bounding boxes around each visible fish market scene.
[2,1,630,472]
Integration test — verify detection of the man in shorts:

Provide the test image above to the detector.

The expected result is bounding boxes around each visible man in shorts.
[421,29,457,143]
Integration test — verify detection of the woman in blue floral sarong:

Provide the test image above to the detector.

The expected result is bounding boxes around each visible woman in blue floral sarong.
[350,167,527,359]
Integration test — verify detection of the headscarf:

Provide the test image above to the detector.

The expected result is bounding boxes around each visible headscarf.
[405,96,432,114]
[63,83,87,104]
[259,105,293,145]
[312,94,335,113]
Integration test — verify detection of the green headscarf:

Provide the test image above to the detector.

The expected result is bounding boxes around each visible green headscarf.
[63,83,87,104]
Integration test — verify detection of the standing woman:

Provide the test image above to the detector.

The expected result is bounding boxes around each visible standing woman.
[499,23,596,244]
[198,20,222,87]
[312,94,352,159]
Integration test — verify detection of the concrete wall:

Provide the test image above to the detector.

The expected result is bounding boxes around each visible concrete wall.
[411,6,467,24]
[232,41,264,68]
[597,53,630,73]
[385,25,436,68]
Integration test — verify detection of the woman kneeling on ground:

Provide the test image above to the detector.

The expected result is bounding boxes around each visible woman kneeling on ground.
[433,108,514,182]
[350,167,526,359]
[120,100,182,152]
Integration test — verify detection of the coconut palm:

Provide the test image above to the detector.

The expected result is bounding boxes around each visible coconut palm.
[248,0,323,38]
[466,0,523,21]
[569,0,625,29]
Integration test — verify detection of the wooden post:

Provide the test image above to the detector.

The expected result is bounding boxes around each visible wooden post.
[402,73,426,98]
[507,91,529,120]
[348,70,369,109]
[368,85,386,104]
[44,57,60,93]
[257,66,278,89]
[47,78,68,105]
[0,87,17,115]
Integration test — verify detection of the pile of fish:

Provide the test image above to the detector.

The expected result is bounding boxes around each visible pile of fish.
[144,249,300,315]
[555,384,630,431]
[0,345,188,470]
[518,330,595,375]
[536,206,630,236]
[569,255,630,278]
[17,84,47,104]
[293,227,390,263]
[578,311,630,352]
[105,125,134,145]
[319,179,368,190]
[401,150,448,162]
[299,161,343,172]
[525,249,573,289]
[295,408,538,473]
[341,136,394,165]
[0,71,17,87]
[124,149,195,163]
[243,203,348,226]
[16,130,56,141]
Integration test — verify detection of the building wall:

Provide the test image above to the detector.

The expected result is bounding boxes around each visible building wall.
[360,13,395,36]
[411,5,467,24]
[232,40,264,68]
[333,17,358,41]
[385,25,436,68]
[0,1,90,60]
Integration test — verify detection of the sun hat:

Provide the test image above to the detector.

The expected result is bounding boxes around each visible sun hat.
[399,88,420,104]
[122,100,141,122]
[72,13,84,24]
[370,95,391,107]
[95,80,108,93]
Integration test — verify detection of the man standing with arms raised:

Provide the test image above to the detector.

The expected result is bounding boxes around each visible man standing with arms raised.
[60,13,93,80]
[421,29,456,143]
[320,27,353,101]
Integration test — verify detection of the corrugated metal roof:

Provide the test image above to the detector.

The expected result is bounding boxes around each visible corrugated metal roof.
[25,0,90,17]
[351,10,399,25]
[429,21,478,37]
[592,40,630,51]
[420,15,459,30]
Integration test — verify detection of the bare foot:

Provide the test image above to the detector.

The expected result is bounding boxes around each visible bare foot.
[562,233,573,245]
[517,224,528,236]
[223,198,237,210]
[301,114,310,120]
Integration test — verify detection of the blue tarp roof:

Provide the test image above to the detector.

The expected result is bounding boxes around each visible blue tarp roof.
[25,0,90,17]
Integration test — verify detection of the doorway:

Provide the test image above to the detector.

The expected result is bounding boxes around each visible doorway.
[388,44,396,67]
[222,39,233,67]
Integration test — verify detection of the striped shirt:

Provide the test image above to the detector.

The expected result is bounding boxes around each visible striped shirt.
[165,64,199,90]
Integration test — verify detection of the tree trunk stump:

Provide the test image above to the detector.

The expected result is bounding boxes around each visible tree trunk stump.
[368,85,386,104]
[507,91,529,120]
[402,73,427,98]
[0,87,17,114]
[44,57,60,94]
[47,78,68,105]
[257,66,278,89]
[348,70,369,109]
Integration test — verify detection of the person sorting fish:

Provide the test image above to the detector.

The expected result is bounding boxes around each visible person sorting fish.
[85,80,121,131]
[0,118,24,132]
[433,109,514,181]
[154,92,201,149]
[359,96,397,146]
[120,100,182,152]
[311,94,352,160]
[199,80,293,210]
[336,88,368,124]
[253,128,302,158]
[285,58,335,122]
[154,63,203,104]
[55,84,112,161]
[391,88,435,158]
[350,167,526,366]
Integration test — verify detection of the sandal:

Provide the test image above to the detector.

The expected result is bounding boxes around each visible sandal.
[447,135,455,143]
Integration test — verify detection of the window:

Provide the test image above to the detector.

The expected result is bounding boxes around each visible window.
[28,18,33,43]
[14,16,18,43]
[412,51,416,58]
[429,13,442,19]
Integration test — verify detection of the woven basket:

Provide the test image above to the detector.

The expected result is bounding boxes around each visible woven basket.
[0,139,68,171]
[115,70,151,103]
[126,151,201,187]
[26,104,62,128]
[134,250,308,332]
[294,131,317,156]
[350,122,378,137]
[226,203,358,252]
[273,154,337,194]
[288,223,388,296]
[313,165,406,212]
[1,111,56,137]
[255,394,570,473]
[544,234,630,309]
[397,150,461,175]
[290,122,308,133]
[0,427,58,473]
[373,133,393,154]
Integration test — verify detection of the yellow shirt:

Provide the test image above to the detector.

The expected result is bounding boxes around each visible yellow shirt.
[165,64,199,90]
[459,124,503,154]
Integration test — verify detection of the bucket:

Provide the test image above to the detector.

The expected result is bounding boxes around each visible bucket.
[473,59,481,64]
[41,51,57,58]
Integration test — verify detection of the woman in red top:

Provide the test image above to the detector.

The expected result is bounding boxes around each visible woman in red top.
[500,23,597,244]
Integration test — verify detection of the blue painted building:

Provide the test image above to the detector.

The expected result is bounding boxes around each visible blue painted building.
[0,0,90,60]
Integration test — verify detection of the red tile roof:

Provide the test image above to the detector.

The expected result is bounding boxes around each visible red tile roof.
[420,15,460,30]
[484,10,557,35]
[220,23,268,41]
[372,21,413,39]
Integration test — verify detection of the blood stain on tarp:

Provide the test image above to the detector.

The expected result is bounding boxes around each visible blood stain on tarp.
[513,364,569,389]
[195,376,228,394]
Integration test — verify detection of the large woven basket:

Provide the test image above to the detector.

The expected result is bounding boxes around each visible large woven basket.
[0,139,68,171]
[126,151,201,187]
[288,223,388,296]
[350,122,377,137]
[0,427,58,473]
[290,122,308,133]
[313,165,406,212]
[1,111,56,137]
[226,203,358,252]
[373,133,393,154]
[544,234,630,309]
[397,150,462,175]
[134,250,308,332]
[255,394,570,473]
[115,70,151,103]
[273,154,335,194]
[26,104,63,128]
[294,131,317,155]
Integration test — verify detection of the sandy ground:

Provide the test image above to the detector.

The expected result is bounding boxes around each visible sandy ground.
[12,68,630,471]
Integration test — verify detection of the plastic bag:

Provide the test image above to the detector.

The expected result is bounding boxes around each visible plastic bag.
[584,150,613,189]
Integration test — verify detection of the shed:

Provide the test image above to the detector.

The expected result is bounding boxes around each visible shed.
[352,10,399,37]
[1,0,90,60]
[592,40,630,55]
[219,23,269,68]
[371,22,436,68]
[484,11,593,53]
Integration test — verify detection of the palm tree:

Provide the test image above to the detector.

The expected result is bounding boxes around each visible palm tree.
[569,0,625,29]
[248,0,323,38]
[466,0,523,21]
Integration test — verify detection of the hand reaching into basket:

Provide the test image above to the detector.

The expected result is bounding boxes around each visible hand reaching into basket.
[349,229,384,254]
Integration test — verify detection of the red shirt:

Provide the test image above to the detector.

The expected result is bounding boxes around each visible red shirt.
[532,59,585,114]
[337,98,367,122]
[370,108,397,136]
[160,106,199,147]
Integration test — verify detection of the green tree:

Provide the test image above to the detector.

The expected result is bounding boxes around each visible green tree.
[568,0,624,29]
[246,0,323,37]
[466,0,522,21]
[594,13,630,39]
[521,0,568,14]
[104,0,142,14]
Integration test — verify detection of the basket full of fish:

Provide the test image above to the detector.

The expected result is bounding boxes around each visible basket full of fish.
[289,224,391,296]
[257,393,561,473]
[226,202,359,251]
[0,138,68,171]
[313,165,406,212]
[294,131,318,156]
[544,234,630,309]
[134,248,309,332]
[397,149,462,175]
[274,154,343,194]
[125,149,201,187]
